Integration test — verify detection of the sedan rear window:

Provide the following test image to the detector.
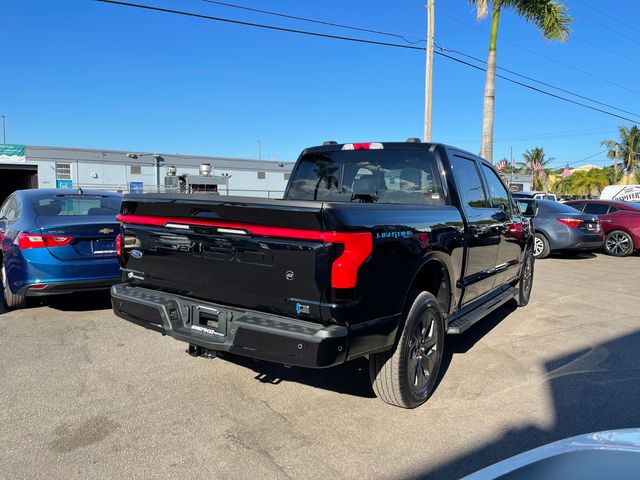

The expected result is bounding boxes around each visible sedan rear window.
[32,195,121,216]
[537,200,581,214]
[287,149,445,205]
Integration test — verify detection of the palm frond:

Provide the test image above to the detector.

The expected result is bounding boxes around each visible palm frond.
[510,0,572,42]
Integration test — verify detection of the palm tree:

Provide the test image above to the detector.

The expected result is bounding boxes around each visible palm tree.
[470,1,572,162]
[569,169,609,196]
[602,125,640,185]
[522,147,553,191]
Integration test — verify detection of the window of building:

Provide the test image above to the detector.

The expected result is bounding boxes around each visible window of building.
[55,163,72,180]
[130,165,142,175]
[257,171,266,179]
[451,156,488,209]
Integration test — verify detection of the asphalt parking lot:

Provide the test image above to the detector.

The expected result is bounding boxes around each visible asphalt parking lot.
[1,253,639,480]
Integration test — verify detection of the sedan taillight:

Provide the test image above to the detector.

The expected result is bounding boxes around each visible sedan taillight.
[17,232,74,249]
[556,218,584,228]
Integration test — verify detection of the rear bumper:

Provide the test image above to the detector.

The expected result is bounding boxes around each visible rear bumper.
[20,278,119,297]
[562,240,604,251]
[546,227,603,251]
[110,284,350,368]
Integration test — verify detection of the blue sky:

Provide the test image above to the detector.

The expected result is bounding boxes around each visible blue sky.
[2,0,639,167]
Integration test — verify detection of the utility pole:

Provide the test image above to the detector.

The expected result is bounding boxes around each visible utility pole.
[2,115,6,144]
[509,146,513,186]
[423,0,435,142]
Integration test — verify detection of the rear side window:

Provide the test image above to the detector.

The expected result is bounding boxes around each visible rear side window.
[450,156,488,209]
[566,202,585,211]
[583,203,610,215]
[287,149,446,205]
[481,164,511,213]
[0,195,20,221]
[32,195,121,216]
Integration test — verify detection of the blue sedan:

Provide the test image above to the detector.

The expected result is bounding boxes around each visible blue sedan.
[0,189,122,309]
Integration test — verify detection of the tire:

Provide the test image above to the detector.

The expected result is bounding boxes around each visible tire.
[2,264,26,309]
[533,233,550,259]
[515,250,534,307]
[604,230,634,257]
[369,291,445,409]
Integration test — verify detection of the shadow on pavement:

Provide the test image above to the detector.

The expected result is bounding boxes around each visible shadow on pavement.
[223,303,518,400]
[412,329,640,479]
[224,353,376,398]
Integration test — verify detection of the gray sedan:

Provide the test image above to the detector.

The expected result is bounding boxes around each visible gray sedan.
[518,200,603,259]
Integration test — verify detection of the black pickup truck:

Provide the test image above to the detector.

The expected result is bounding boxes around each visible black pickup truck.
[111,141,534,408]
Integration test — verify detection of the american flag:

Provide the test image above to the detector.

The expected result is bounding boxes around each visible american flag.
[561,165,572,178]
[496,160,507,172]
[533,162,544,173]
[538,169,545,178]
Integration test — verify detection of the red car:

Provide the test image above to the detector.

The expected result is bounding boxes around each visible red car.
[565,200,640,256]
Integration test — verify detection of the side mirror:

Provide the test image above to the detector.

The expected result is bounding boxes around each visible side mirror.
[517,200,538,218]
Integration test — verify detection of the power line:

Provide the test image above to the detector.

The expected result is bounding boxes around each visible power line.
[95,0,640,125]
[435,44,640,120]
[200,0,424,44]
[572,11,640,48]
[201,0,640,119]
[437,11,640,97]
[574,0,640,36]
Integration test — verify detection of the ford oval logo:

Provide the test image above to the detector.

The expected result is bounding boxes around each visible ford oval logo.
[130,249,143,259]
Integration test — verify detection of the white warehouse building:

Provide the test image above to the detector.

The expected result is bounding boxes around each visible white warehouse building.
[0,144,295,206]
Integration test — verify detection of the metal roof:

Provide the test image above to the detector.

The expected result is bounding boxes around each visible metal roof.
[25,145,295,172]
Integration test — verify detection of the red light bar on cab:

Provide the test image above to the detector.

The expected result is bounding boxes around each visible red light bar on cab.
[342,142,384,151]
[116,214,372,289]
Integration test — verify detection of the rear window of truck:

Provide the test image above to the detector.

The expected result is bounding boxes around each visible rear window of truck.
[287,150,446,205]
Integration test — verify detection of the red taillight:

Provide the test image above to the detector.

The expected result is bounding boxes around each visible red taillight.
[28,284,48,290]
[17,232,73,249]
[116,234,122,256]
[556,218,583,228]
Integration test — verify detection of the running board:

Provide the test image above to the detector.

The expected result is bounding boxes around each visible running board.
[446,287,517,334]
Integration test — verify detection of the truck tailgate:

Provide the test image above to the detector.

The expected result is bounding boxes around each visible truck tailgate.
[117,195,335,320]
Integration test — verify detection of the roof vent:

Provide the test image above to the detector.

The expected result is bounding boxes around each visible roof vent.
[322,141,338,146]
[166,165,177,176]
[406,137,422,143]
[199,163,212,176]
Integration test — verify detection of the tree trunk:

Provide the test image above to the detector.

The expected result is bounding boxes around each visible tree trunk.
[480,6,500,163]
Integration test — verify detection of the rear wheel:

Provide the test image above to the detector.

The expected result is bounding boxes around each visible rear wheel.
[533,233,550,259]
[604,230,634,257]
[369,291,444,408]
[2,264,26,309]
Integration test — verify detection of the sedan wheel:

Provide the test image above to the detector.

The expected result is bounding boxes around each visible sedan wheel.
[604,230,634,257]
[533,233,550,259]
[2,264,27,309]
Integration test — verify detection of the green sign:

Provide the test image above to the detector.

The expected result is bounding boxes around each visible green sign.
[0,144,26,163]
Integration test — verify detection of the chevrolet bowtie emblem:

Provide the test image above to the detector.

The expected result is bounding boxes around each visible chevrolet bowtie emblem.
[98,228,114,234]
